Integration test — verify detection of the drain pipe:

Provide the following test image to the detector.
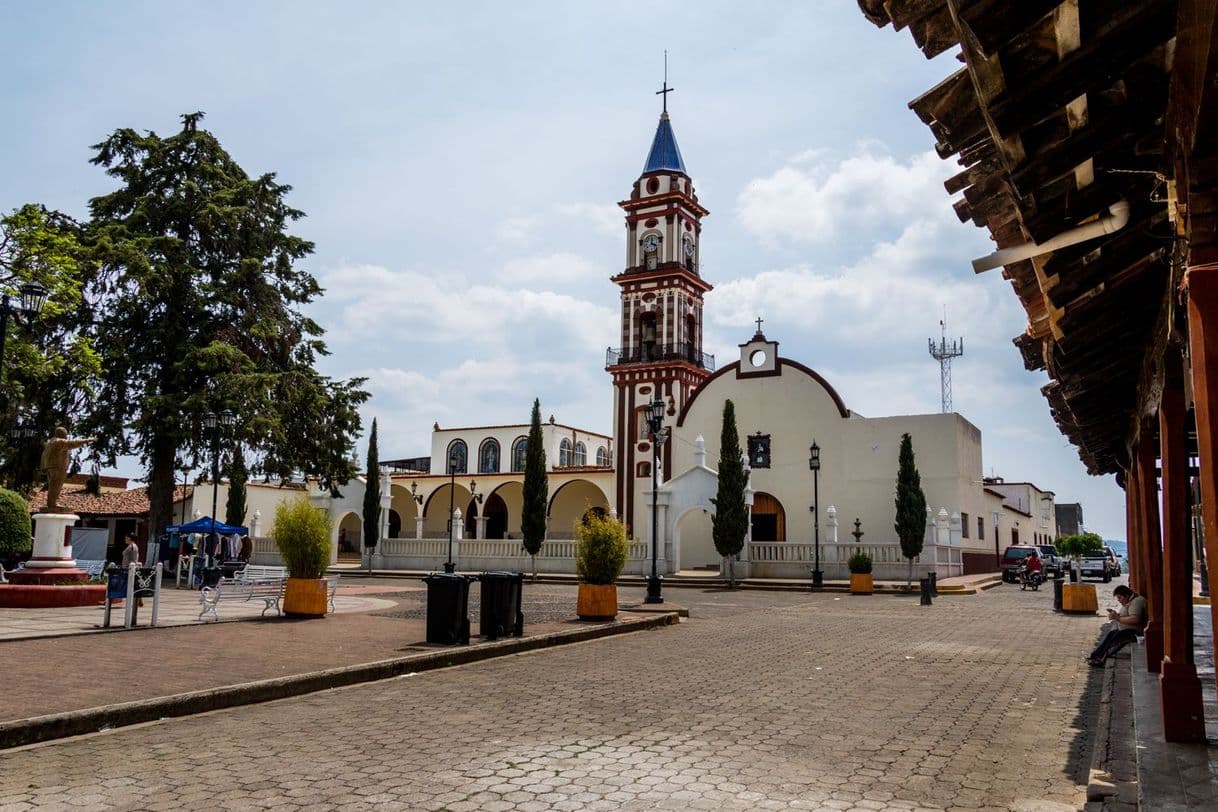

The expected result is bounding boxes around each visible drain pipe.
[971,200,1130,273]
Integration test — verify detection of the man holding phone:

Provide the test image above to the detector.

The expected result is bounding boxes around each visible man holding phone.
[1086,585,1147,666]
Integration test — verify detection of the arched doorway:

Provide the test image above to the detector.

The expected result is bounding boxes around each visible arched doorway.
[675,507,717,570]
[549,479,611,538]
[336,512,362,561]
[484,493,508,539]
[387,509,401,539]
[465,499,478,538]
[751,492,785,542]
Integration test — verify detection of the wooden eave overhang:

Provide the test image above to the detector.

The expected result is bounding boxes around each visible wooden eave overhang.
[858,0,1199,475]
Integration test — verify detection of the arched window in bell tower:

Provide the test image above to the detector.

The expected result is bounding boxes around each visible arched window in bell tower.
[685,314,697,363]
[640,311,657,362]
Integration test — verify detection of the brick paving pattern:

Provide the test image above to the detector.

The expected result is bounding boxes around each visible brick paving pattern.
[0,583,1107,810]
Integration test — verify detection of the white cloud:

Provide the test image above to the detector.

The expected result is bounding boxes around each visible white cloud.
[500,252,607,287]
[736,147,950,244]
[556,202,622,238]
[493,215,543,245]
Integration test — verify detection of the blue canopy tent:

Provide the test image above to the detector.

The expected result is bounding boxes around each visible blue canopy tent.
[165,516,248,536]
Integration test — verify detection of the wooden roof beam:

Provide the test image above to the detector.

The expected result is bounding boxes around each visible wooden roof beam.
[988,0,1177,138]
[960,0,1067,57]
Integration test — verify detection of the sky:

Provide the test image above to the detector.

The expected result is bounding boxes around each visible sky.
[0,2,1126,539]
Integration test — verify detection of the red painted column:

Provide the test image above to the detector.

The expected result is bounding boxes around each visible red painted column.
[1158,348,1206,740]
[1136,427,1164,673]
[1124,472,1140,594]
[1187,263,1218,693]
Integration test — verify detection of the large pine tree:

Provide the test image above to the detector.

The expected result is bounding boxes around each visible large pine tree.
[710,399,749,587]
[521,399,548,581]
[894,432,928,587]
[83,113,367,535]
[363,418,380,550]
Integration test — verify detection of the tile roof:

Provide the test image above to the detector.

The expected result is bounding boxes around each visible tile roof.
[26,485,193,517]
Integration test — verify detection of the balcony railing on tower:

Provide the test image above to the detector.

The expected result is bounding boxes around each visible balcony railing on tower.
[606,343,715,371]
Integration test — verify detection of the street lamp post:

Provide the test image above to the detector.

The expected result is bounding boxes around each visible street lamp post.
[203,409,235,563]
[809,440,822,589]
[445,451,458,573]
[645,397,667,604]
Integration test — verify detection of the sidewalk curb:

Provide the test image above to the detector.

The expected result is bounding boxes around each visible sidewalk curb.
[0,612,680,751]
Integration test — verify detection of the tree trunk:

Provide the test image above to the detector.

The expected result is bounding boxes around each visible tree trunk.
[727,555,736,588]
[147,434,178,543]
[531,553,537,583]
[907,557,913,589]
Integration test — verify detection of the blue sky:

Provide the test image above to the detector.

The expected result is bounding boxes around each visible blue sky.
[0,2,1125,538]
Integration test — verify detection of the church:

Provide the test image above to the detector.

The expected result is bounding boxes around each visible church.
[199,103,1058,579]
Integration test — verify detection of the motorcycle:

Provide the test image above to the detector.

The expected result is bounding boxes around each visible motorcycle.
[1019,565,1043,591]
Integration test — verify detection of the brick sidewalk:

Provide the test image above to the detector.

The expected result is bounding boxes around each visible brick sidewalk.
[0,583,634,723]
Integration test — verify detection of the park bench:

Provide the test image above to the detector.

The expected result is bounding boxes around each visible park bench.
[326,573,340,612]
[228,564,288,584]
[0,560,105,582]
[198,578,285,621]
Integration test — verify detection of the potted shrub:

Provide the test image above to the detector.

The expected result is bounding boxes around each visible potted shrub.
[272,497,333,618]
[0,488,32,572]
[848,550,873,595]
[1056,532,1102,613]
[575,512,628,620]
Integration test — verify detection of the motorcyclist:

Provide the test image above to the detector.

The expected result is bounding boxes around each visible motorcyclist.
[1022,550,1044,588]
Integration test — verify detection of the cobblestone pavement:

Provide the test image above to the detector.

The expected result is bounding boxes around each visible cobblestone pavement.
[0,582,1109,810]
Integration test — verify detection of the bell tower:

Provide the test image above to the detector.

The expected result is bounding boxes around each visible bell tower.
[606,91,714,529]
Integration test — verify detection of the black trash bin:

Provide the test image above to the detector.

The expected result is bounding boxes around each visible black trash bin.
[1053,578,1064,611]
[423,573,471,645]
[479,571,524,640]
[200,567,223,588]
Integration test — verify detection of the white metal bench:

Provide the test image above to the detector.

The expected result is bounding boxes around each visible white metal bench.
[326,574,340,612]
[76,560,108,580]
[198,578,285,621]
[229,564,288,584]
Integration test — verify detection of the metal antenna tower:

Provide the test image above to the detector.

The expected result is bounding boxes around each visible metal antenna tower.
[928,316,964,413]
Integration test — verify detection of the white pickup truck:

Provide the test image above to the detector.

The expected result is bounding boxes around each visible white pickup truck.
[1035,544,1065,579]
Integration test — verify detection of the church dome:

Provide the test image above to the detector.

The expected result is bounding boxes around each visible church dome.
[642,112,687,175]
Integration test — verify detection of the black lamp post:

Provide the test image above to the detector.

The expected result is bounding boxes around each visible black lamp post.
[645,397,667,604]
[203,409,235,561]
[809,440,822,589]
[445,451,458,573]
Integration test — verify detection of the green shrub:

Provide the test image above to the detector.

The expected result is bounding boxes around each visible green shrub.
[0,488,32,558]
[272,497,332,579]
[847,550,873,574]
[575,512,628,585]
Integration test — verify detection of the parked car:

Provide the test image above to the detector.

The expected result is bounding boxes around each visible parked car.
[1035,544,1064,579]
[1000,545,1042,583]
[1103,546,1122,576]
[1080,552,1112,581]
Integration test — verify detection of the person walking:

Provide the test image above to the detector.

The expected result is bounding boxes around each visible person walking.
[120,535,140,568]
[1087,585,1147,666]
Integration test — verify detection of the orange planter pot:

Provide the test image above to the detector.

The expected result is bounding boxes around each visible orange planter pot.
[576,583,618,620]
[1061,583,1098,614]
[283,578,328,618]
[850,573,873,595]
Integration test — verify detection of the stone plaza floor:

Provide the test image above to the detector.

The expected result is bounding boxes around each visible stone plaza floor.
[0,578,1120,810]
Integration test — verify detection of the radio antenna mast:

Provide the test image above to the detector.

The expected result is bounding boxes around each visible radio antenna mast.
[928,312,964,413]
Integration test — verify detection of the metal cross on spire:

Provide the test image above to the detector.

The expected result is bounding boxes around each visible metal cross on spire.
[656,50,674,114]
[755,316,764,334]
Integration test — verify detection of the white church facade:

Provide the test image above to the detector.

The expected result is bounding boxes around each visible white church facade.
[209,105,1053,578]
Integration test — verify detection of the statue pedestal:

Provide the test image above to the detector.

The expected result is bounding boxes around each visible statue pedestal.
[11,513,88,584]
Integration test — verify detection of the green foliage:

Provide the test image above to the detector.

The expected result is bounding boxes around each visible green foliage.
[272,497,332,579]
[848,550,873,574]
[362,419,380,548]
[0,205,102,492]
[521,399,548,559]
[0,488,32,557]
[711,399,749,558]
[575,512,628,585]
[1057,532,1103,560]
[80,112,367,536]
[224,446,248,527]
[894,432,927,585]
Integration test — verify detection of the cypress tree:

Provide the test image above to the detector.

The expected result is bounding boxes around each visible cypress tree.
[363,418,380,550]
[224,446,248,527]
[894,432,927,587]
[521,399,548,581]
[710,399,749,587]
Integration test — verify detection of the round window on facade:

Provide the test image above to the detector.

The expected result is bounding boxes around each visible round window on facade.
[749,349,767,367]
